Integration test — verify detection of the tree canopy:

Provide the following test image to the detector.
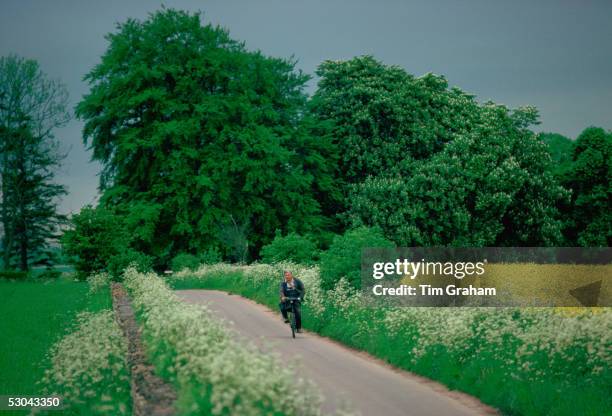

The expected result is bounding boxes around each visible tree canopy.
[312,56,565,246]
[76,9,337,263]
[70,9,609,269]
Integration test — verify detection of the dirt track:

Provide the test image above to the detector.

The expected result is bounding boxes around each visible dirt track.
[177,290,497,416]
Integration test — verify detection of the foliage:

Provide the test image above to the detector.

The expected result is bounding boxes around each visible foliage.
[309,56,484,193]
[540,132,574,176]
[37,267,62,280]
[349,107,567,246]
[41,310,130,415]
[76,9,337,261]
[311,56,569,246]
[61,206,130,278]
[319,227,393,290]
[0,55,69,271]
[199,247,222,264]
[259,231,318,264]
[170,263,612,416]
[86,272,111,294]
[106,249,153,279]
[559,127,611,246]
[170,252,200,272]
[123,267,325,416]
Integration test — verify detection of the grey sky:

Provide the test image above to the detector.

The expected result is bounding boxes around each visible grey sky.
[1,0,610,214]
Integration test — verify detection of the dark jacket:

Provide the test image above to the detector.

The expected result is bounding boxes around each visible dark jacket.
[279,278,305,301]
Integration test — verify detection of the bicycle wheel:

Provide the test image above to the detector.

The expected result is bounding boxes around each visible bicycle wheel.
[290,306,296,338]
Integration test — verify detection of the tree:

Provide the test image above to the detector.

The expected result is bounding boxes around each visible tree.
[0,55,69,271]
[61,206,129,276]
[348,106,566,246]
[559,127,611,246]
[310,56,483,186]
[61,205,153,279]
[76,9,336,263]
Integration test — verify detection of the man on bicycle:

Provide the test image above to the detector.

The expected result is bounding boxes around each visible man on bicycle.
[279,270,305,333]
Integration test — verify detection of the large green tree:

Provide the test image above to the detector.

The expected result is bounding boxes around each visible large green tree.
[348,111,566,246]
[76,9,336,263]
[324,59,567,246]
[310,56,483,186]
[0,55,69,270]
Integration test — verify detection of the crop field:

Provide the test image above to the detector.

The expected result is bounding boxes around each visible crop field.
[169,263,612,416]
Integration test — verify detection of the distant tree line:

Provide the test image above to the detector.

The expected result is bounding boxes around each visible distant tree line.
[64,8,610,276]
[2,9,609,276]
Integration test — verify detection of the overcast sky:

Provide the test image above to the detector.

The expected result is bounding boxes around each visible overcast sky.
[1,0,611,214]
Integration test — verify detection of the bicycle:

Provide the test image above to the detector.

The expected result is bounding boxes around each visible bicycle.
[284,297,301,338]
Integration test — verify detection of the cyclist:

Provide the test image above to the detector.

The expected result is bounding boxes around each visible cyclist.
[279,270,305,333]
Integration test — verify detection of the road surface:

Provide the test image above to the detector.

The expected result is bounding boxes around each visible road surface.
[177,290,496,416]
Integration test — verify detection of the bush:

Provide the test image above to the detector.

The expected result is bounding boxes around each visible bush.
[0,270,28,280]
[199,247,221,265]
[319,226,394,290]
[260,232,318,264]
[106,249,153,280]
[170,253,200,272]
[61,206,130,278]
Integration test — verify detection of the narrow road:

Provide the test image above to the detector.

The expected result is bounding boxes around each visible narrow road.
[177,290,496,416]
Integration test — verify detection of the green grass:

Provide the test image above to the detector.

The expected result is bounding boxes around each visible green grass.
[0,277,111,415]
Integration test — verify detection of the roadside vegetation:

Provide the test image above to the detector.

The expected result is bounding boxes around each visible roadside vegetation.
[169,263,612,416]
[40,308,130,415]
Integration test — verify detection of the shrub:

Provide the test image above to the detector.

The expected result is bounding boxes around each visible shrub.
[106,249,153,280]
[320,226,394,290]
[0,270,28,280]
[199,247,222,264]
[61,206,130,278]
[260,231,318,264]
[170,253,200,272]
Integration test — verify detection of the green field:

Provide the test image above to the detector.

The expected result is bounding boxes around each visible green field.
[0,278,111,415]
